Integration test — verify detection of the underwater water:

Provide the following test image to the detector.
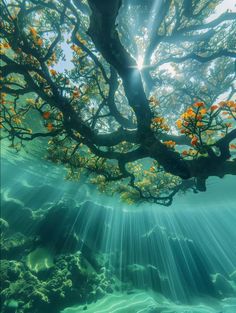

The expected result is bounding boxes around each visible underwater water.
[1,146,236,313]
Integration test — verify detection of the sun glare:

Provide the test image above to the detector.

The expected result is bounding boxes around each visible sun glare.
[137,55,143,70]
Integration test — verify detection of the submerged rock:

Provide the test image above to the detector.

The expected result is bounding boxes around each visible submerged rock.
[212,273,235,296]
[0,218,9,233]
[124,263,162,292]
[37,201,80,254]
[36,200,111,270]
[26,247,54,273]
[1,199,36,235]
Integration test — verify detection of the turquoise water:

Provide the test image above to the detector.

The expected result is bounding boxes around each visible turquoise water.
[1,148,236,313]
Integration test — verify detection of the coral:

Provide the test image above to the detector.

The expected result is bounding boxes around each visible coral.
[1,263,49,313]
[1,233,33,260]
[0,260,23,290]
[1,252,114,313]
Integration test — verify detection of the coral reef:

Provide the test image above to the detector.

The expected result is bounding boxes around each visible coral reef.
[0,201,115,313]
[1,253,114,313]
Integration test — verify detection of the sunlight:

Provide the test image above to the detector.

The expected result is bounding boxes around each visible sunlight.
[159,63,176,76]
[137,55,144,70]
[207,0,236,22]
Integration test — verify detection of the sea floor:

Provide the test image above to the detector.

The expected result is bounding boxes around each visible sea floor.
[62,291,236,313]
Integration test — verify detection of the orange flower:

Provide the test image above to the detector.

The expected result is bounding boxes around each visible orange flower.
[3,42,10,49]
[230,144,236,149]
[176,119,182,129]
[210,105,218,111]
[191,136,198,146]
[225,123,232,128]
[71,44,83,55]
[196,115,202,121]
[37,38,43,46]
[150,166,155,172]
[153,116,164,124]
[50,69,57,76]
[226,101,235,107]
[42,111,51,119]
[163,140,176,148]
[196,121,204,127]
[182,108,195,119]
[182,150,188,156]
[193,101,204,108]
[47,123,54,131]
[29,27,37,37]
[199,108,207,115]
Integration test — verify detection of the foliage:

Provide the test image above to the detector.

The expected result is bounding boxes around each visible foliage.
[176,100,236,157]
[0,0,236,205]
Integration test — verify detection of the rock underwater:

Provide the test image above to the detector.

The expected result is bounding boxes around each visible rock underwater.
[0,200,116,313]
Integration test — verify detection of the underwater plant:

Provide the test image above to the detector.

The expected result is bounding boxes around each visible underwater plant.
[0,0,236,205]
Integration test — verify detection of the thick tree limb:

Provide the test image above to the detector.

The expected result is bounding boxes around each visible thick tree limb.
[87,0,153,137]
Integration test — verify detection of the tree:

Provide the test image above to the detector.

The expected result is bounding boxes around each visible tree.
[1,0,236,206]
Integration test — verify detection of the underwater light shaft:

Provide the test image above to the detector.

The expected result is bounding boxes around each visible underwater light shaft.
[1,144,236,313]
[98,203,236,302]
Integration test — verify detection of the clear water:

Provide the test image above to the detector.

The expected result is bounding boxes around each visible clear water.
[1,146,236,313]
